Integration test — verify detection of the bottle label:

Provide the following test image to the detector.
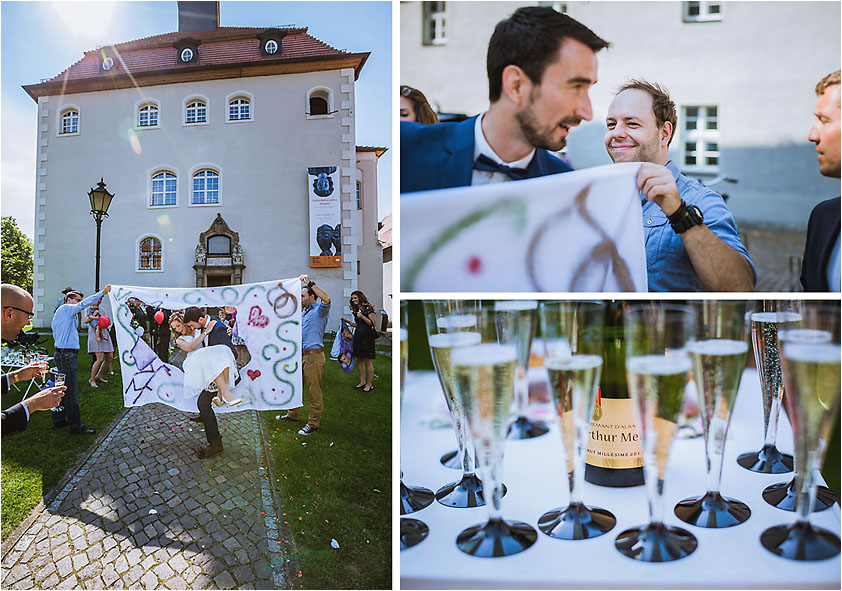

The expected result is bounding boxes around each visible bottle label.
[586,396,643,469]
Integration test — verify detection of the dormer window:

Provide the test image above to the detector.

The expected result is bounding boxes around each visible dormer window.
[180,47,194,63]
[257,29,286,57]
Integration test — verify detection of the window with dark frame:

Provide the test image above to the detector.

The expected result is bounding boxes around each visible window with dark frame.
[422,2,447,45]
[207,235,231,255]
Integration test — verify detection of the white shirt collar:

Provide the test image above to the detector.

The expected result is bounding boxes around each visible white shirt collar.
[473,112,535,169]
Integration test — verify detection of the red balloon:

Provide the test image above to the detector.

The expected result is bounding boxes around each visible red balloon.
[97,316,111,329]
[154,310,165,324]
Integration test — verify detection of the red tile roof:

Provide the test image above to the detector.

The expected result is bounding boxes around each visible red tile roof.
[24,26,369,100]
[356,146,389,158]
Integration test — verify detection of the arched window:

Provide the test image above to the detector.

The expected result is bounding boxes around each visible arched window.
[138,102,159,127]
[138,237,162,270]
[60,109,79,135]
[207,235,231,254]
[306,88,333,118]
[151,171,177,206]
[228,97,251,121]
[192,169,219,204]
[185,99,207,124]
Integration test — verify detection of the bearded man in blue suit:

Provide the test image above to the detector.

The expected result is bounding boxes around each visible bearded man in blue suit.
[401,7,610,194]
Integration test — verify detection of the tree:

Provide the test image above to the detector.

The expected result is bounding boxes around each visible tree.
[1,216,33,293]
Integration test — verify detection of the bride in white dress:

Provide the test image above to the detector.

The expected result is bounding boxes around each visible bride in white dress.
[169,311,241,406]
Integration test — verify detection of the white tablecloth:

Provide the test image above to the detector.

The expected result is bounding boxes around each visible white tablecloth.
[400,368,841,589]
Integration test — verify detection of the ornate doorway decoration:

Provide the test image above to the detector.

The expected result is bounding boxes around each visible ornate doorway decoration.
[194,213,245,286]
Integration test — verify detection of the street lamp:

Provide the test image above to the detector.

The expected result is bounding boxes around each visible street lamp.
[87,178,115,291]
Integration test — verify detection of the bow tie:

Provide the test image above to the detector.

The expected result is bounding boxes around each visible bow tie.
[473,153,531,181]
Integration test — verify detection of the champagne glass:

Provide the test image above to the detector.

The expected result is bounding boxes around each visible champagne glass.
[674,301,751,528]
[50,369,66,413]
[737,301,796,473]
[452,303,537,557]
[538,301,616,540]
[423,300,496,508]
[495,301,549,440]
[615,304,697,562]
[761,302,841,561]
[400,302,432,549]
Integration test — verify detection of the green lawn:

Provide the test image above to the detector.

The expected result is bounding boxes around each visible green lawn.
[263,335,392,590]
[1,333,125,540]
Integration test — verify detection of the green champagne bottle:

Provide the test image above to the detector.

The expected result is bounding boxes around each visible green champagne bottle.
[584,300,644,486]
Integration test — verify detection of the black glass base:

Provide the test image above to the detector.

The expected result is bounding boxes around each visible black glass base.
[674,492,751,528]
[538,502,616,540]
[435,473,507,508]
[761,521,841,561]
[400,518,429,550]
[737,445,794,474]
[507,416,549,440]
[439,449,461,470]
[456,517,538,557]
[615,522,698,562]
[400,481,435,515]
[762,480,837,513]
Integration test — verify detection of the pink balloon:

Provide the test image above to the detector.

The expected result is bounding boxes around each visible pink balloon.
[154,310,165,324]
[97,316,111,329]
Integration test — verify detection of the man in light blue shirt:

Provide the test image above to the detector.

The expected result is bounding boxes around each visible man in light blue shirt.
[281,274,331,436]
[51,284,111,434]
[605,80,755,292]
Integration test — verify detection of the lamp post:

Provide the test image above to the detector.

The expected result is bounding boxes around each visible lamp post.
[87,178,115,291]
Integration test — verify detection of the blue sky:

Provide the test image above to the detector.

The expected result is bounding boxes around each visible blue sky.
[1,1,393,239]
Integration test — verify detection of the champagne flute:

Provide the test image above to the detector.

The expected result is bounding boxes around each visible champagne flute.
[538,301,616,540]
[674,301,751,528]
[495,301,549,440]
[423,300,496,508]
[452,303,537,557]
[737,301,796,473]
[615,304,697,562]
[400,302,433,550]
[50,369,66,413]
[761,302,841,561]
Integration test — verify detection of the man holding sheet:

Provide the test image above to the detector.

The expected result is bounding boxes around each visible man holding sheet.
[605,80,755,292]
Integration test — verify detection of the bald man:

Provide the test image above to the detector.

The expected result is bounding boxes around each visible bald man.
[1,284,66,438]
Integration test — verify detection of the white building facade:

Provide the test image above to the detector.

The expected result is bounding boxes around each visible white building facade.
[27,13,383,330]
[401,1,841,229]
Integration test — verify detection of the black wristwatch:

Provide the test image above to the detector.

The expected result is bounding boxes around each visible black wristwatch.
[668,200,704,234]
[307,281,315,289]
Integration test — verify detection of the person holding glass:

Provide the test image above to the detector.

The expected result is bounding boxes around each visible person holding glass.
[348,290,377,392]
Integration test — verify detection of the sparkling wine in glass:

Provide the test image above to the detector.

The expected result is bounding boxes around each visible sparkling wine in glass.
[399,301,432,549]
[452,309,537,557]
[50,369,66,413]
[761,303,841,561]
[737,302,797,473]
[615,304,698,563]
[674,301,751,528]
[495,301,549,440]
[538,301,616,540]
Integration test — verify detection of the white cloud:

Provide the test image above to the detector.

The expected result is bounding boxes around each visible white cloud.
[0,92,38,239]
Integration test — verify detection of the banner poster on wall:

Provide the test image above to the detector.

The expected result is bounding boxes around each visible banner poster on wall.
[307,166,342,268]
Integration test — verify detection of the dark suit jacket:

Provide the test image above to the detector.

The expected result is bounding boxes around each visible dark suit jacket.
[400,116,574,194]
[205,316,236,355]
[1,402,28,438]
[801,196,840,292]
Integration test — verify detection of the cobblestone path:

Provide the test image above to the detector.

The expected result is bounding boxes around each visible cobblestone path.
[1,403,295,589]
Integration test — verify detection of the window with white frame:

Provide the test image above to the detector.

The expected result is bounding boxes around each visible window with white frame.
[192,170,219,204]
[138,237,162,270]
[138,103,159,127]
[683,1,722,22]
[60,109,79,134]
[185,100,207,124]
[151,171,177,206]
[228,97,251,121]
[422,2,447,46]
[682,106,720,171]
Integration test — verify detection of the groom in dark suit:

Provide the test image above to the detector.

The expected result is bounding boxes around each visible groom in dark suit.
[184,306,237,458]
[401,7,609,194]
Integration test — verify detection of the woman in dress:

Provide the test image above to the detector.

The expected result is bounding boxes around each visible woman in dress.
[348,290,377,392]
[84,302,114,388]
[169,311,241,406]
